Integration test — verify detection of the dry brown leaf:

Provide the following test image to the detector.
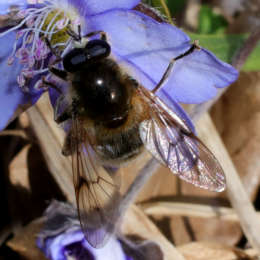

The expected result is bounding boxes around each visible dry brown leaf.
[9,144,31,190]
[19,113,30,129]
[0,130,28,139]
[178,242,257,260]
[27,94,75,202]
[211,72,260,200]
[122,205,185,260]
[7,219,47,260]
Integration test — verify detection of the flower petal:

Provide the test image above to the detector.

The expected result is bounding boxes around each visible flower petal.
[37,201,131,260]
[159,48,239,104]
[85,9,238,104]
[85,10,190,85]
[0,31,42,130]
[110,54,196,132]
[82,234,127,260]
[38,228,128,260]
[0,0,27,14]
[47,230,85,260]
[70,0,140,16]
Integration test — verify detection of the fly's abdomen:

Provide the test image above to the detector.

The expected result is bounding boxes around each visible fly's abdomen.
[95,125,143,163]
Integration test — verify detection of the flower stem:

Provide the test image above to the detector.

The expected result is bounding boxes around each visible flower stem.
[159,0,174,25]
[232,28,260,71]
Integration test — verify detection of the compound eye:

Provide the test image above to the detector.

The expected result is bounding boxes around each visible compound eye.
[63,48,87,72]
[85,39,111,60]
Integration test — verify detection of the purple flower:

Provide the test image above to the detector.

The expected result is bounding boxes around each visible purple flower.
[39,229,130,260]
[0,0,238,131]
[37,201,132,260]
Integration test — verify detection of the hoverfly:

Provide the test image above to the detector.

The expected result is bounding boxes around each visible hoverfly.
[46,28,225,248]
[0,2,226,250]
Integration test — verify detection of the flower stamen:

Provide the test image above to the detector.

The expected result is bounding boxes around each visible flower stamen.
[0,0,80,91]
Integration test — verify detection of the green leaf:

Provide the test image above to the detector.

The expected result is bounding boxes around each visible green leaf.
[198,5,228,34]
[167,0,187,15]
[150,0,167,16]
[188,33,260,71]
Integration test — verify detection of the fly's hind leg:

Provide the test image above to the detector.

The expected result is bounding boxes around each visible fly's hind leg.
[66,23,107,42]
[54,96,80,156]
[44,37,68,80]
[152,41,200,93]
[41,77,71,122]
[44,37,63,65]
[49,67,68,81]
[42,76,63,94]
[54,94,72,124]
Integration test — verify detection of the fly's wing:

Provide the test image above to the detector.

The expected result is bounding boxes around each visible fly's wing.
[138,86,225,192]
[70,116,121,248]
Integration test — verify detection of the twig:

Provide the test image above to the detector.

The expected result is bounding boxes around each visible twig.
[122,205,186,260]
[232,29,260,71]
[190,27,260,121]
[141,201,240,222]
[0,130,28,139]
[118,158,160,220]
[196,113,260,253]
[142,200,260,226]
[159,0,174,25]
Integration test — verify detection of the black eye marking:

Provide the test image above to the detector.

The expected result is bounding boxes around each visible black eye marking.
[63,40,111,72]
[85,39,111,60]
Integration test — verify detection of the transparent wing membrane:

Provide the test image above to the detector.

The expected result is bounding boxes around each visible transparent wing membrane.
[71,117,121,248]
[138,86,226,192]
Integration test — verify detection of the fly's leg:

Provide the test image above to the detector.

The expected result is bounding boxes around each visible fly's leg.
[66,24,82,42]
[66,22,107,42]
[40,78,71,123]
[54,94,72,123]
[152,41,200,93]
[42,76,62,94]
[44,37,63,65]
[49,67,68,81]
[84,30,107,42]
[44,37,68,79]
[54,96,79,156]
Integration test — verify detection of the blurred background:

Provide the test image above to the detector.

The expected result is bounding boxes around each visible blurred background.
[0,0,260,259]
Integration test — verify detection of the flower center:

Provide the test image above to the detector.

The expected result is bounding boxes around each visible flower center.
[0,0,81,91]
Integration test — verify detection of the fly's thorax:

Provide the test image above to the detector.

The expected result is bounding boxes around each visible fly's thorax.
[67,55,151,165]
[92,92,150,165]
[70,58,133,127]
